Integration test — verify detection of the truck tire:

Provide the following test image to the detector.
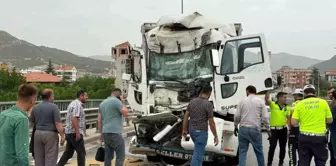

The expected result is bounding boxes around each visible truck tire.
[146,155,160,162]
[226,151,239,165]
[159,155,189,166]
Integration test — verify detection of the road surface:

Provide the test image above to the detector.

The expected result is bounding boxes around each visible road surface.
[60,133,332,166]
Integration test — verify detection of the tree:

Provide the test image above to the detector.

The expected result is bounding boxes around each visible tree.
[309,67,330,96]
[0,71,116,101]
[45,58,56,75]
[74,75,115,98]
[11,67,17,73]
[61,74,71,82]
[60,76,70,87]
[0,70,25,101]
[309,67,319,86]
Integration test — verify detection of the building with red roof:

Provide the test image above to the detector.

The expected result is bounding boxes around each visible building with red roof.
[325,70,336,82]
[24,72,62,83]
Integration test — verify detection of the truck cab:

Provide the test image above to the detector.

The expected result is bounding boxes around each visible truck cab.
[124,12,273,165]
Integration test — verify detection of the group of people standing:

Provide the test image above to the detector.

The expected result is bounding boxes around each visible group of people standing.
[1,84,335,166]
[181,84,334,166]
[266,85,335,166]
[235,84,334,166]
[0,84,89,166]
[0,84,128,166]
[30,88,89,166]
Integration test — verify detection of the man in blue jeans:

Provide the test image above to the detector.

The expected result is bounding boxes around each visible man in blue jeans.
[234,85,271,166]
[98,88,128,166]
[182,85,218,166]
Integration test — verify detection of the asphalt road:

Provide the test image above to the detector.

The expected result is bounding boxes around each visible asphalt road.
[242,132,332,166]
[63,133,332,166]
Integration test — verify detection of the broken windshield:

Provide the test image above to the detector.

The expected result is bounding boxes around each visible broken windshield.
[149,45,214,82]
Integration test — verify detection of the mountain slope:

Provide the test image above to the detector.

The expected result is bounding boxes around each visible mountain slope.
[270,52,321,71]
[0,30,322,73]
[245,51,321,71]
[89,55,113,62]
[309,55,336,74]
[0,30,110,73]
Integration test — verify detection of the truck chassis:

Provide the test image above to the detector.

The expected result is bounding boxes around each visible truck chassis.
[129,112,238,165]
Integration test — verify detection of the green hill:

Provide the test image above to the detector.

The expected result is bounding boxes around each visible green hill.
[0,30,111,73]
[309,55,336,74]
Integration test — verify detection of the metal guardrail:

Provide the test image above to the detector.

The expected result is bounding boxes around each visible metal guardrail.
[0,99,104,112]
[27,107,100,137]
[0,99,136,137]
[60,107,100,129]
[4,97,333,137]
[0,100,105,135]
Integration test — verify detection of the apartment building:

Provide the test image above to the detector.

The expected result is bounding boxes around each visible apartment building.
[20,68,44,74]
[0,63,9,71]
[276,66,312,89]
[55,65,77,82]
[325,70,336,82]
[110,58,116,78]
[111,42,132,96]
[0,62,16,72]
[111,42,142,96]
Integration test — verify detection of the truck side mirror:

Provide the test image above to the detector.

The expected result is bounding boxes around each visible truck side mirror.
[122,73,131,81]
[210,49,220,67]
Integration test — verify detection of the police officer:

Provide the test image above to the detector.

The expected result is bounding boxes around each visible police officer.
[291,84,333,166]
[288,88,303,166]
[265,91,291,166]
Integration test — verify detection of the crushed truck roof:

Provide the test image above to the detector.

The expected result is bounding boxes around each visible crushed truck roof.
[146,12,240,54]
[156,12,237,37]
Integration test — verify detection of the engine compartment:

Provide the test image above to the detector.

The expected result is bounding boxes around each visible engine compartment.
[177,78,212,102]
[137,78,214,146]
[133,113,182,146]
[151,77,213,108]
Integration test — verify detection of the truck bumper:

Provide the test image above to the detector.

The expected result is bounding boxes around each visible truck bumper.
[128,136,157,156]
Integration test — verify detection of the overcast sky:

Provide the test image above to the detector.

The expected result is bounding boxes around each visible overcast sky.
[0,0,335,60]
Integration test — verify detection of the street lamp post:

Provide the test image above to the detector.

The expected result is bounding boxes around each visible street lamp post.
[181,0,184,14]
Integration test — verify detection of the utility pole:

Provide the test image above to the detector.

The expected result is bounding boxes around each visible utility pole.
[181,0,184,14]
[318,74,320,96]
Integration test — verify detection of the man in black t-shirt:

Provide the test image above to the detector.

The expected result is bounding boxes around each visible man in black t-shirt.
[182,85,218,166]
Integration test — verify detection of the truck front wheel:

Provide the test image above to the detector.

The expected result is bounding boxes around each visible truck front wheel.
[226,150,239,166]
[160,155,189,166]
[226,155,239,165]
[146,155,160,162]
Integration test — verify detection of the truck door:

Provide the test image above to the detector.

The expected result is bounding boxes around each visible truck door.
[212,34,273,116]
[122,53,148,116]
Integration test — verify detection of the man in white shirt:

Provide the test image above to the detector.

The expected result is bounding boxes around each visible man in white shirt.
[234,85,270,166]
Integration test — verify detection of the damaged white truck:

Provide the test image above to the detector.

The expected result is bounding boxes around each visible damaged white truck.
[123,12,274,165]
